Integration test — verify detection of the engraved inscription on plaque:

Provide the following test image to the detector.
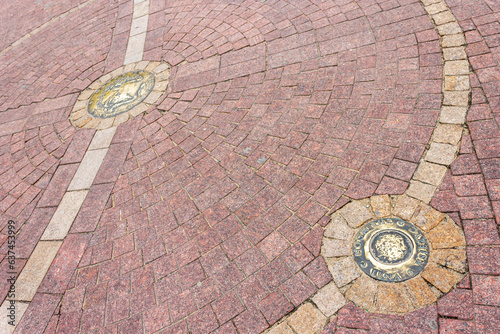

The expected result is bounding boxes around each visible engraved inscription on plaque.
[88,71,155,118]
[353,218,429,282]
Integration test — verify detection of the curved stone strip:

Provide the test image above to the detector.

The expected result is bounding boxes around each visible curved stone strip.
[4,1,155,333]
[405,0,471,204]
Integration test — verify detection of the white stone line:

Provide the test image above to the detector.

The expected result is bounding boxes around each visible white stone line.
[6,0,152,330]
[124,0,150,65]
[405,0,471,204]
[4,128,116,332]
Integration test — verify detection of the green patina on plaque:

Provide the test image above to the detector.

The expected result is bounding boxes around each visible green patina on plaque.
[88,71,155,118]
[353,218,429,282]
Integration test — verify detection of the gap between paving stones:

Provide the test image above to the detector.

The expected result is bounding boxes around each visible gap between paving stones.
[265,0,472,332]
[3,0,151,332]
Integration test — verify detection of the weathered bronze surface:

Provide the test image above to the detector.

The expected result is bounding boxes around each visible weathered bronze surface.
[88,71,155,118]
[353,218,429,282]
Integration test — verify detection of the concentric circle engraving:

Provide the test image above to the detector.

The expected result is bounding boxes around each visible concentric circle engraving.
[88,71,155,118]
[353,218,429,282]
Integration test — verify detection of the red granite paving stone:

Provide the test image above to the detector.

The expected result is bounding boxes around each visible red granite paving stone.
[258,231,289,261]
[474,305,500,334]
[462,219,500,245]
[439,318,475,334]
[337,303,371,330]
[212,290,245,324]
[471,275,500,306]
[36,163,78,208]
[404,304,438,334]
[452,174,488,196]
[71,182,114,233]
[38,233,90,294]
[457,196,493,219]
[14,293,62,333]
[438,288,474,320]
[13,206,56,259]
[233,305,269,334]
[467,246,500,275]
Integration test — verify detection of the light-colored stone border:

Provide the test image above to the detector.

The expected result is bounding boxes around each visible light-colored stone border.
[265,195,467,334]
[322,195,466,314]
[69,61,170,130]
[405,0,471,203]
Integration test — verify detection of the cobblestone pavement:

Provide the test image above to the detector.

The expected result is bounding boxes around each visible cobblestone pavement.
[0,0,498,333]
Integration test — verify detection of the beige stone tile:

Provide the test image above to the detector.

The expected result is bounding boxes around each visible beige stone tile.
[312,282,347,317]
[96,117,115,130]
[406,181,436,204]
[425,142,458,165]
[433,123,463,145]
[370,195,391,218]
[345,276,377,312]
[422,262,463,293]
[67,148,108,191]
[144,90,163,104]
[404,277,437,308]
[392,195,420,221]
[133,0,149,18]
[442,34,466,47]
[422,0,441,5]
[14,241,62,301]
[409,204,444,232]
[324,213,354,240]
[443,91,469,106]
[124,33,146,65]
[431,248,467,273]
[375,283,412,314]
[322,238,351,258]
[444,60,469,76]
[440,106,468,124]
[0,300,29,333]
[432,10,455,25]
[413,161,448,186]
[425,2,448,14]
[426,217,465,249]
[265,322,294,334]
[88,127,116,150]
[437,22,463,36]
[443,47,467,60]
[130,15,148,37]
[327,257,361,287]
[41,190,88,240]
[288,303,326,334]
[339,201,373,228]
[444,75,470,91]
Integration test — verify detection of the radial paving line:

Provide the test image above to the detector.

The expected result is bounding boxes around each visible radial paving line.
[3,1,151,332]
[264,0,472,332]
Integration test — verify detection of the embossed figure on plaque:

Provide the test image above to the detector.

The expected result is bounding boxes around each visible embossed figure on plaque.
[353,218,429,282]
[88,71,155,118]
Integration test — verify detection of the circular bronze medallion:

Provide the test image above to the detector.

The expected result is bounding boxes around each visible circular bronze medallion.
[353,218,429,282]
[88,71,155,118]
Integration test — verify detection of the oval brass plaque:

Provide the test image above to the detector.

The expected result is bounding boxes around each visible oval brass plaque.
[88,71,155,118]
[353,218,429,282]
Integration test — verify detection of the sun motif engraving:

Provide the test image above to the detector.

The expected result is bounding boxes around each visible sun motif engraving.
[373,232,409,263]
